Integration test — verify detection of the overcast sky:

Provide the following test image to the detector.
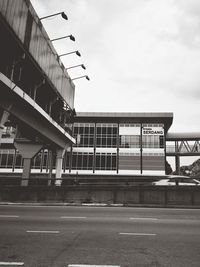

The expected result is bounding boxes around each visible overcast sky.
[31,0,200,133]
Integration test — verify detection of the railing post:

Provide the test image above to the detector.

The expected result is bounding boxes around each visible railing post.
[175,155,180,175]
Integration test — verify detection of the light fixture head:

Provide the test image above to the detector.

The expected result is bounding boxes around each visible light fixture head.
[81,64,86,70]
[39,11,68,21]
[70,34,75,41]
[61,12,68,20]
[76,51,81,57]
[71,75,90,81]
[50,34,76,42]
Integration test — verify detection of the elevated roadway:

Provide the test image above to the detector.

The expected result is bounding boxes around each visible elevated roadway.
[0,0,76,184]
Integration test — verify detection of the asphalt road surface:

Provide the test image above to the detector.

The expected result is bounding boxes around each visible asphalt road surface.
[0,205,199,267]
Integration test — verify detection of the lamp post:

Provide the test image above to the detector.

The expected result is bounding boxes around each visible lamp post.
[72,75,90,81]
[50,34,75,42]
[58,51,81,58]
[39,12,68,21]
[66,64,86,70]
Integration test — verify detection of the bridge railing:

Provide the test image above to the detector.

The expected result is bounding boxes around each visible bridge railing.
[166,142,200,154]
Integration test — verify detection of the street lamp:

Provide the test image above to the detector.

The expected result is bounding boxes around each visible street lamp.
[58,51,81,58]
[39,12,68,21]
[72,75,90,81]
[50,34,75,42]
[66,64,86,70]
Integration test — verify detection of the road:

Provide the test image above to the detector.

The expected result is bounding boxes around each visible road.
[0,205,199,267]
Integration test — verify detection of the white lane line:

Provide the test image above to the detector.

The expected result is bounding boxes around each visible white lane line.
[0,215,19,218]
[26,230,60,234]
[68,265,120,267]
[129,217,158,221]
[119,232,156,236]
[0,262,24,266]
[60,216,87,219]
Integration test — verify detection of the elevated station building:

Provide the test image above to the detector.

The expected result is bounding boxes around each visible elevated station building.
[70,112,173,175]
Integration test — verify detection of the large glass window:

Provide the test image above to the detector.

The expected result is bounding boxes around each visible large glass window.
[142,124,164,148]
[0,149,15,168]
[95,153,117,170]
[15,152,23,168]
[31,153,42,169]
[71,152,94,170]
[120,135,140,148]
[119,124,140,148]
[96,123,118,148]
[142,135,160,148]
[73,123,95,147]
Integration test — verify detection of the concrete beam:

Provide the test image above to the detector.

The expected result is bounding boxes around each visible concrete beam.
[0,73,75,149]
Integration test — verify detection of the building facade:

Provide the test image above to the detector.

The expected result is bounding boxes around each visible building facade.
[70,112,173,175]
[0,112,173,175]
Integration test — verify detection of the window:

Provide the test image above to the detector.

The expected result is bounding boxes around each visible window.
[73,123,95,147]
[119,135,140,148]
[96,124,118,148]
[95,153,117,170]
[0,150,15,168]
[142,135,160,148]
[71,152,94,170]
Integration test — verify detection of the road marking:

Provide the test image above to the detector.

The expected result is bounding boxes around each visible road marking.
[60,216,87,219]
[26,230,60,234]
[68,265,120,267]
[0,262,24,266]
[0,215,19,218]
[129,217,158,221]
[119,232,156,236]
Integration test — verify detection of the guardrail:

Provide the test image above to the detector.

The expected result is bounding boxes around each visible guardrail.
[0,175,159,187]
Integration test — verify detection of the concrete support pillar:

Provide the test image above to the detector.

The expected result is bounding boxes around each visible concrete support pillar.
[48,150,53,186]
[175,155,180,175]
[55,148,65,186]
[21,158,32,186]
[0,110,9,143]
[14,139,43,186]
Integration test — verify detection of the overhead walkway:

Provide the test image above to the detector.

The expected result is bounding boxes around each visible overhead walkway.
[166,132,200,174]
[0,0,76,185]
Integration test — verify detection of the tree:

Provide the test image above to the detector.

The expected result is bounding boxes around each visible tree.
[165,160,173,175]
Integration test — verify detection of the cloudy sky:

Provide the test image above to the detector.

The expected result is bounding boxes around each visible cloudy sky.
[31,0,200,133]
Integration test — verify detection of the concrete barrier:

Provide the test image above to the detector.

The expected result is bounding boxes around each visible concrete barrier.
[0,185,200,207]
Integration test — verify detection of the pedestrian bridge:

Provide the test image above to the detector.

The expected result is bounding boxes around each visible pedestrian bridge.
[166,132,200,156]
[166,132,200,174]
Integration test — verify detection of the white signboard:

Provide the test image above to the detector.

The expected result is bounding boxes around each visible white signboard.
[119,127,140,135]
[142,127,164,136]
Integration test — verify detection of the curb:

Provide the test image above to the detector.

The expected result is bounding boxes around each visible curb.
[0,202,200,209]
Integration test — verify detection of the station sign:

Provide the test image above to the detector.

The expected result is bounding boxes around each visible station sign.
[142,127,164,136]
